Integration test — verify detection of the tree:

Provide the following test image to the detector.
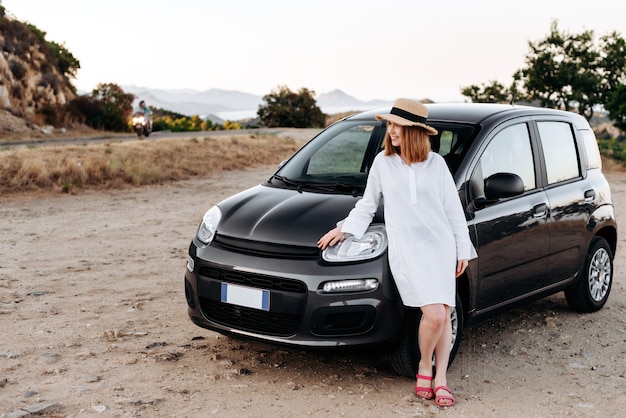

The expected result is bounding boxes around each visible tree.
[597,32,626,102]
[517,21,626,120]
[69,95,104,128]
[517,21,597,117]
[91,83,134,131]
[71,83,134,131]
[460,80,512,103]
[258,86,326,128]
[605,84,626,132]
[462,21,626,122]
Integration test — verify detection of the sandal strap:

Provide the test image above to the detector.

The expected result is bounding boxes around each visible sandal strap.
[434,385,453,394]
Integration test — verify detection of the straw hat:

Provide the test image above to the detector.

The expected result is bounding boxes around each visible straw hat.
[376,98,438,135]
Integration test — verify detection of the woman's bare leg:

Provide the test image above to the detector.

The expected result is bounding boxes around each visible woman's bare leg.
[416,304,447,397]
[433,305,451,386]
[433,305,454,406]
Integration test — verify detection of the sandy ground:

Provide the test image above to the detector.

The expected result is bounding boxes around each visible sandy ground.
[1,162,626,417]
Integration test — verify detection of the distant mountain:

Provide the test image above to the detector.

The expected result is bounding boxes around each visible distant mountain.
[317,89,393,109]
[123,86,262,116]
[122,85,393,118]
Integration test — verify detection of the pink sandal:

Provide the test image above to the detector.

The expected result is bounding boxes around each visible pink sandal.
[415,374,434,400]
[434,385,455,407]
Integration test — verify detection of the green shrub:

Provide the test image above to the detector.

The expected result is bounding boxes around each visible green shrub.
[598,138,626,162]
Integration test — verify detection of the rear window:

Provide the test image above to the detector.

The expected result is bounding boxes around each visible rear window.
[580,129,602,169]
[537,121,580,184]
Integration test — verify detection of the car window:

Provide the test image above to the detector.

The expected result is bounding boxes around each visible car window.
[277,122,380,188]
[306,125,374,175]
[429,124,477,173]
[537,121,580,184]
[477,123,536,191]
[580,129,601,170]
[438,130,454,155]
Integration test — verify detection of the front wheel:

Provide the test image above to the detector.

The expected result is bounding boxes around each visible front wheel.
[564,236,613,312]
[388,293,463,378]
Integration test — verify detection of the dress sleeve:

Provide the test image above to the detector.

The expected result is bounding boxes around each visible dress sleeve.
[439,157,478,260]
[339,155,384,239]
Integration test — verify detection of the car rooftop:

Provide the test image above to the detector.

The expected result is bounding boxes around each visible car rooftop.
[348,102,585,126]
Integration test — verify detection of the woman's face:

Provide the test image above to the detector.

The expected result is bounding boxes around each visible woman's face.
[387,121,402,147]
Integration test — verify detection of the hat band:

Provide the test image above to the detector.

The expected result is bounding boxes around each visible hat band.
[390,107,427,124]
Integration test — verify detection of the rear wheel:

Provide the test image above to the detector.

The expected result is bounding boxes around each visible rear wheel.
[388,293,463,378]
[565,237,613,312]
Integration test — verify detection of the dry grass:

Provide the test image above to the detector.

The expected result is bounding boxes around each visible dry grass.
[0,133,301,195]
[3,132,622,196]
[602,156,626,173]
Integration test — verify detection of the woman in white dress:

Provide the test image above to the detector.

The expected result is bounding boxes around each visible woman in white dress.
[318,98,477,407]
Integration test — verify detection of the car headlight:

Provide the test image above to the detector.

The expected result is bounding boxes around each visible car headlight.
[320,278,378,293]
[196,206,222,244]
[322,225,387,262]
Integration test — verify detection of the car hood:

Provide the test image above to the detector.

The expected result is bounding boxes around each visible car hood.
[216,184,381,247]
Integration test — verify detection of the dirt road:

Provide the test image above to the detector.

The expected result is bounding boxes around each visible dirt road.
[1,167,625,417]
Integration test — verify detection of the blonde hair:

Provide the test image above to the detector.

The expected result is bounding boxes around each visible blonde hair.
[383,125,431,163]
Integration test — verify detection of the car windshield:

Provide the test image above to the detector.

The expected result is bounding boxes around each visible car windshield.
[271,119,477,194]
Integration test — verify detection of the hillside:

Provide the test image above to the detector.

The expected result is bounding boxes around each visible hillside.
[0,10,77,138]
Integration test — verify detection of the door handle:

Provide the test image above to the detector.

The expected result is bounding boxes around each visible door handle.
[532,203,548,218]
[584,189,595,202]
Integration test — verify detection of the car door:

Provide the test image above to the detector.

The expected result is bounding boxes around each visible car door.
[467,121,551,313]
[533,119,590,286]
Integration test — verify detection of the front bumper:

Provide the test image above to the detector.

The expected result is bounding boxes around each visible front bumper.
[184,240,404,349]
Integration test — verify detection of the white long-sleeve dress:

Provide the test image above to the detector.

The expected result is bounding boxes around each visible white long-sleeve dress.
[340,151,477,307]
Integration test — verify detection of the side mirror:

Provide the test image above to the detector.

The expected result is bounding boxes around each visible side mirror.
[485,172,524,199]
[472,172,524,210]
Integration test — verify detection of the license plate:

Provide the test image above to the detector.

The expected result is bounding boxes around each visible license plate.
[220,282,270,311]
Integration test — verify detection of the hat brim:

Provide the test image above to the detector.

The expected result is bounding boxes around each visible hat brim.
[376,113,438,136]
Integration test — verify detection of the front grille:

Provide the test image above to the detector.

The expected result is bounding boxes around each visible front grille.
[199,298,301,336]
[213,235,319,258]
[198,267,307,293]
[196,266,307,336]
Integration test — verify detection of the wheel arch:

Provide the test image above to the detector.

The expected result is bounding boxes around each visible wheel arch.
[594,225,617,258]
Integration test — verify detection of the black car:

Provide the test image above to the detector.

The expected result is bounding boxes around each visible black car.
[184,103,617,377]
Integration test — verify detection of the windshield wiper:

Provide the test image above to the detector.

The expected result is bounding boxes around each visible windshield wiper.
[270,174,299,187]
[270,175,363,196]
[270,174,304,192]
[304,182,365,197]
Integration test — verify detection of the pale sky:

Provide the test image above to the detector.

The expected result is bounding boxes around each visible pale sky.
[3,0,624,102]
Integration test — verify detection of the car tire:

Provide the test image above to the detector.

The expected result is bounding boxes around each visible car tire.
[388,293,464,378]
[565,236,613,313]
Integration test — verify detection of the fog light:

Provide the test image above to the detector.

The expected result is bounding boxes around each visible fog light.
[186,256,194,272]
[321,279,378,293]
